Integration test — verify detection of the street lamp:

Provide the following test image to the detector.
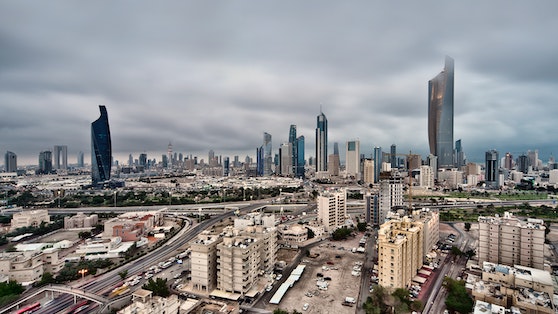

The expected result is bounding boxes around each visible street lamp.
[114,191,117,208]
[78,269,88,280]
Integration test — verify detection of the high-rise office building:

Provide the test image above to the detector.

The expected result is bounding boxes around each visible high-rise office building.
[455,139,465,168]
[363,159,374,185]
[373,147,382,183]
[91,105,112,184]
[390,144,397,169]
[38,151,53,174]
[4,151,17,173]
[128,154,134,167]
[333,142,339,156]
[296,136,305,178]
[53,145,68,170]
[139,153,147,168]
[263,132,272,176]
[77,151,84,168]
[428,56,454,169]
[346,140,360,179]
[427,154,438,180]
[167,142,173,169]
[315,112,328,173]
[279,143,292,176]
[485,150,499,188]
[517,155,529,174]
[504,152,514,170]
[223,157,230,177]
[289,125,297,174]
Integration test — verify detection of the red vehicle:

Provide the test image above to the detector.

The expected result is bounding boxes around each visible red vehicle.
[15,302,41,314]
[65,300,89,314]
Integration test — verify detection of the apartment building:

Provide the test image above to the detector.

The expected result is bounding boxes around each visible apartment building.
[191,231,222,292]
[217,231,261,295]
[64,213,98,229]
[477,212,545,269]
[411,208,439,258]
[317,189,347,232]
[377,217,424,289]
[0,249,63,284]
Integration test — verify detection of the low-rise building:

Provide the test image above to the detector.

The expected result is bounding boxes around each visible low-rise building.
[279,225,308,245]
[118,289,180,314]
[64,213,98,229]
[0,249,63,284]
[469,262,555,314]
[10,210,50,231]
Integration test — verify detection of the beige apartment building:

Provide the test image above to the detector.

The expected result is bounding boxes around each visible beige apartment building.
[317,190,347,232]
[412,208,439,258]
[64,213,98,229]
[478,212,545,269]
[191,231,222,292]
[377,217,424,289]
[10,209,50,231]
[217,232,261,295]
[118,289,180,314]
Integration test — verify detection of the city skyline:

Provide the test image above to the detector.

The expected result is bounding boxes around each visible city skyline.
[1,2,558,165]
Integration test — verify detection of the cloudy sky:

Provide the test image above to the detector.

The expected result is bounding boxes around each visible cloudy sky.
[1,1,557,166]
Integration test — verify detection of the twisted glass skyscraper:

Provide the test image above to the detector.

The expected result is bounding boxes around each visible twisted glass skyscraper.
[428,56,454,169]
[91,105,112,184]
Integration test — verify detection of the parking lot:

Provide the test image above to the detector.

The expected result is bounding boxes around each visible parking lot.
[267,236,366,313]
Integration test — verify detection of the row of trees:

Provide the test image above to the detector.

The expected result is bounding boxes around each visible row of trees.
[0,281,24,307]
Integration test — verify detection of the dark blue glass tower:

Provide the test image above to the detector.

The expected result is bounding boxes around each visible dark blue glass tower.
[315,112,328,172]
[428,56,454,169]
[91,105,112,184]
[296,135,305,178]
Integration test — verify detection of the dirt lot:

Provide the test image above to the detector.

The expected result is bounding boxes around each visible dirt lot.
[31,229,80,243]
[268,235,366,314]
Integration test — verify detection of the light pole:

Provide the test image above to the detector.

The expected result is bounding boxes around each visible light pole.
[114,191,117,208]
[78,268,88,280]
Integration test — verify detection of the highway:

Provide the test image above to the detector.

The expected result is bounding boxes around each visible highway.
[8,202,267,314]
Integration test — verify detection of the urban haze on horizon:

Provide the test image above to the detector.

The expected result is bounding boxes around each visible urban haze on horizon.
[1,2,558,166]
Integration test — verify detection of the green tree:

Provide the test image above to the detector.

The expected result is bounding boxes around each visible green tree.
[464,222,471,231]
[444,277,474,314]
[332,227,352,241]
[0,280,24,297]
[118,270,128,280]
[36,272,56,286]
[357,222,368,232]
[142,278,170,297]
[273,309,289,314]
[78,231,92,239]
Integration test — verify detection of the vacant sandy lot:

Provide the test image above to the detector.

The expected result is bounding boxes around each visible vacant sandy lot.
[268,235,366,314]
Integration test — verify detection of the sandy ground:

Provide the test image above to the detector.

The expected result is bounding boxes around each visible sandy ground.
[267,235,366,314]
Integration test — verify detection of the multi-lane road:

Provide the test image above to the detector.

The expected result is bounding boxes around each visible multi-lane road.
[5,202,267,314]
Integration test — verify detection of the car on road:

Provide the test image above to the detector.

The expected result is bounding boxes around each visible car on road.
[302,303,309,311]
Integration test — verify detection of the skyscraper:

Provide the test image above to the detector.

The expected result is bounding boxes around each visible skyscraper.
[53,145,68,170]
[315,111,328,173]
[390,144,397,169]
[77,151,84,168]
[296,136,305,178]
[289,125,297,175]
[91,105,112,184]
[346,140,360,179]
[38,151,52,174]
[428,56,454,169]
[263,132,272,176]
[455,139,465,168]
[485,150,499,188]
[373,146,382,183]
[4,151,17,172]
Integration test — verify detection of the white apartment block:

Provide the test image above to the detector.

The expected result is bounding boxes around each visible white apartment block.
[549,169,558,184]
[378,176,404,225]
[10,210,50,231]
[279,225,308,245]
[377,217,424,289]
[478,212,545,269]
[419,165,434,188]
[0,249,63,284]
[345,140,360,180]
[317,190,347,232]
[191,232,222,292]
